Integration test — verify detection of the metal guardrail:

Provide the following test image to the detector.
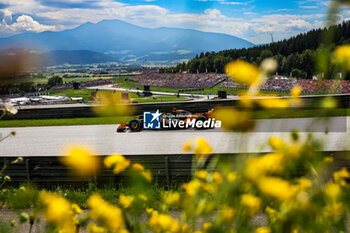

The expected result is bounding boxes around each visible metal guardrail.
[1,151,348,186]
[1,154,194,186]
[3,94,350,120]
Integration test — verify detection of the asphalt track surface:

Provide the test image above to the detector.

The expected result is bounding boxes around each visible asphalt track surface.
[0,117,349,157]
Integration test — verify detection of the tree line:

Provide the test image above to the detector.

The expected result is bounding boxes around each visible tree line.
[160,20,350,79]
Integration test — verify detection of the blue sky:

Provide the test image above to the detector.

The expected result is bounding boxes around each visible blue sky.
[0,0,346,44]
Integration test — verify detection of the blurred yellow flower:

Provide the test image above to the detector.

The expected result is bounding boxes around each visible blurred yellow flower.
[254,227,271,233]
[241,194,261,215]
[87,194,124,231]
[87,224,107,233]
[71,204,83,214]
[259,97,289,109]
[40,191,75,232]
[225,60,261,86]
[60,143,100,177]
[195,170,208,180]
[94,91,131,116]
[163,191,180,206]
[333,167,350,187]
[219,205,236,224]
[119,194,134,209]
[214,107,254,131]
[334,45,350,70]
[291,86,302,97]
[324,183,341,202]
[212,171,224,185]
[182,179,201,196]
[141,169,153,182]
[104,154,130,174]
[260,58,278,74]
[194,137,213,160]
[182,140,192,151]
[245,152,284,180]
[268,136,285,150]
[257,177,295,201]
[149,211,181,233]
[202,222,212,232]
[297,178,312,190]
[227,172,237,183]
[265,206,278,223]
[131,163,145,171]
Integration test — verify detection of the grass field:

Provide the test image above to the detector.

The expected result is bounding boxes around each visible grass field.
[117,80,285,96]
[0,116,135,128]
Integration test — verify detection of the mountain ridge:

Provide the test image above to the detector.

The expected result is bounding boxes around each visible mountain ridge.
[0,19,254,64]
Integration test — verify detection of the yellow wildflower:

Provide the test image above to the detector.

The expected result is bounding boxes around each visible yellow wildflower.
[149,211,181,233]
[94,91,131,116]
[214,107,254,131]
[60,144,99,176]
[334,45,350,70]
[104,154,130,174]
[254,227,271,233]
[268,136,285,150]
[182,140,192,151]
[291,86,302,97]
[202,222,212,232]
[194,137,212,160]
[257,177,295,201]
[219,206,236,224]
[39,191,75,232]
[131,163,144,171]
[265,206,278,223]
[297,178,312,190]
[71,204,83,214]
[333,167,350,187]
[87,224,107,233]
[245,152,284,180]
[212,171,224,185]
[87,194,124,231]
[259,97,289,109]
[195,170,208,180]
[163,191,180,206]
[324,156,334,163]
[241,194,261,215]
[182,179,201,196]
[141,169,153,182]
[225,60,261,86]
[324,183,341,202]
[119,194,134,209]
[227,172,237,183]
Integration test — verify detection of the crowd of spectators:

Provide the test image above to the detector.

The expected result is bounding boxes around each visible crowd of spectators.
[133,71,227,88]
[219,78,350,94]
[51,79,113,90]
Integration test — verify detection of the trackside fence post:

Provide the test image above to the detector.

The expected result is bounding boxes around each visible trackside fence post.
[165,156,170,187]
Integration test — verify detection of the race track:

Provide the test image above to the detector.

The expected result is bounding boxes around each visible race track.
[0,116,349,157]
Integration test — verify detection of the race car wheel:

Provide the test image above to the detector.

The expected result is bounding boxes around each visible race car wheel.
[195,116,207,130]
[129,119,142,132]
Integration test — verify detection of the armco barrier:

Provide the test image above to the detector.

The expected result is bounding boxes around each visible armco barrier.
[1,151,348,186]
[3,94,350,120]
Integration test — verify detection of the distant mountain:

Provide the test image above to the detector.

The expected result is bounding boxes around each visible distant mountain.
[0,19,254,64]
[43,50,116,65]
[0,49,116,66]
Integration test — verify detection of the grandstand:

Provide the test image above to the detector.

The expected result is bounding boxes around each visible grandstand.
[219,78,350,94]
[133,71,227,88]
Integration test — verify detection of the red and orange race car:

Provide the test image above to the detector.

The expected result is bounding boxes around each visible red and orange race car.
[117,108,215,132]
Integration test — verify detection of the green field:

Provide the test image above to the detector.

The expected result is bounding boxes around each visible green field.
[0,116,135,128]
[117,80,285,96]
[50,89,190,103]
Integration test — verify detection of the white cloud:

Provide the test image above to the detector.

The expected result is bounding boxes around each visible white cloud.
[0,0,333,43]
[0,9,63,35]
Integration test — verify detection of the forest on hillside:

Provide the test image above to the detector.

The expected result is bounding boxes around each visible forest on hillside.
[161,21,350,79]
